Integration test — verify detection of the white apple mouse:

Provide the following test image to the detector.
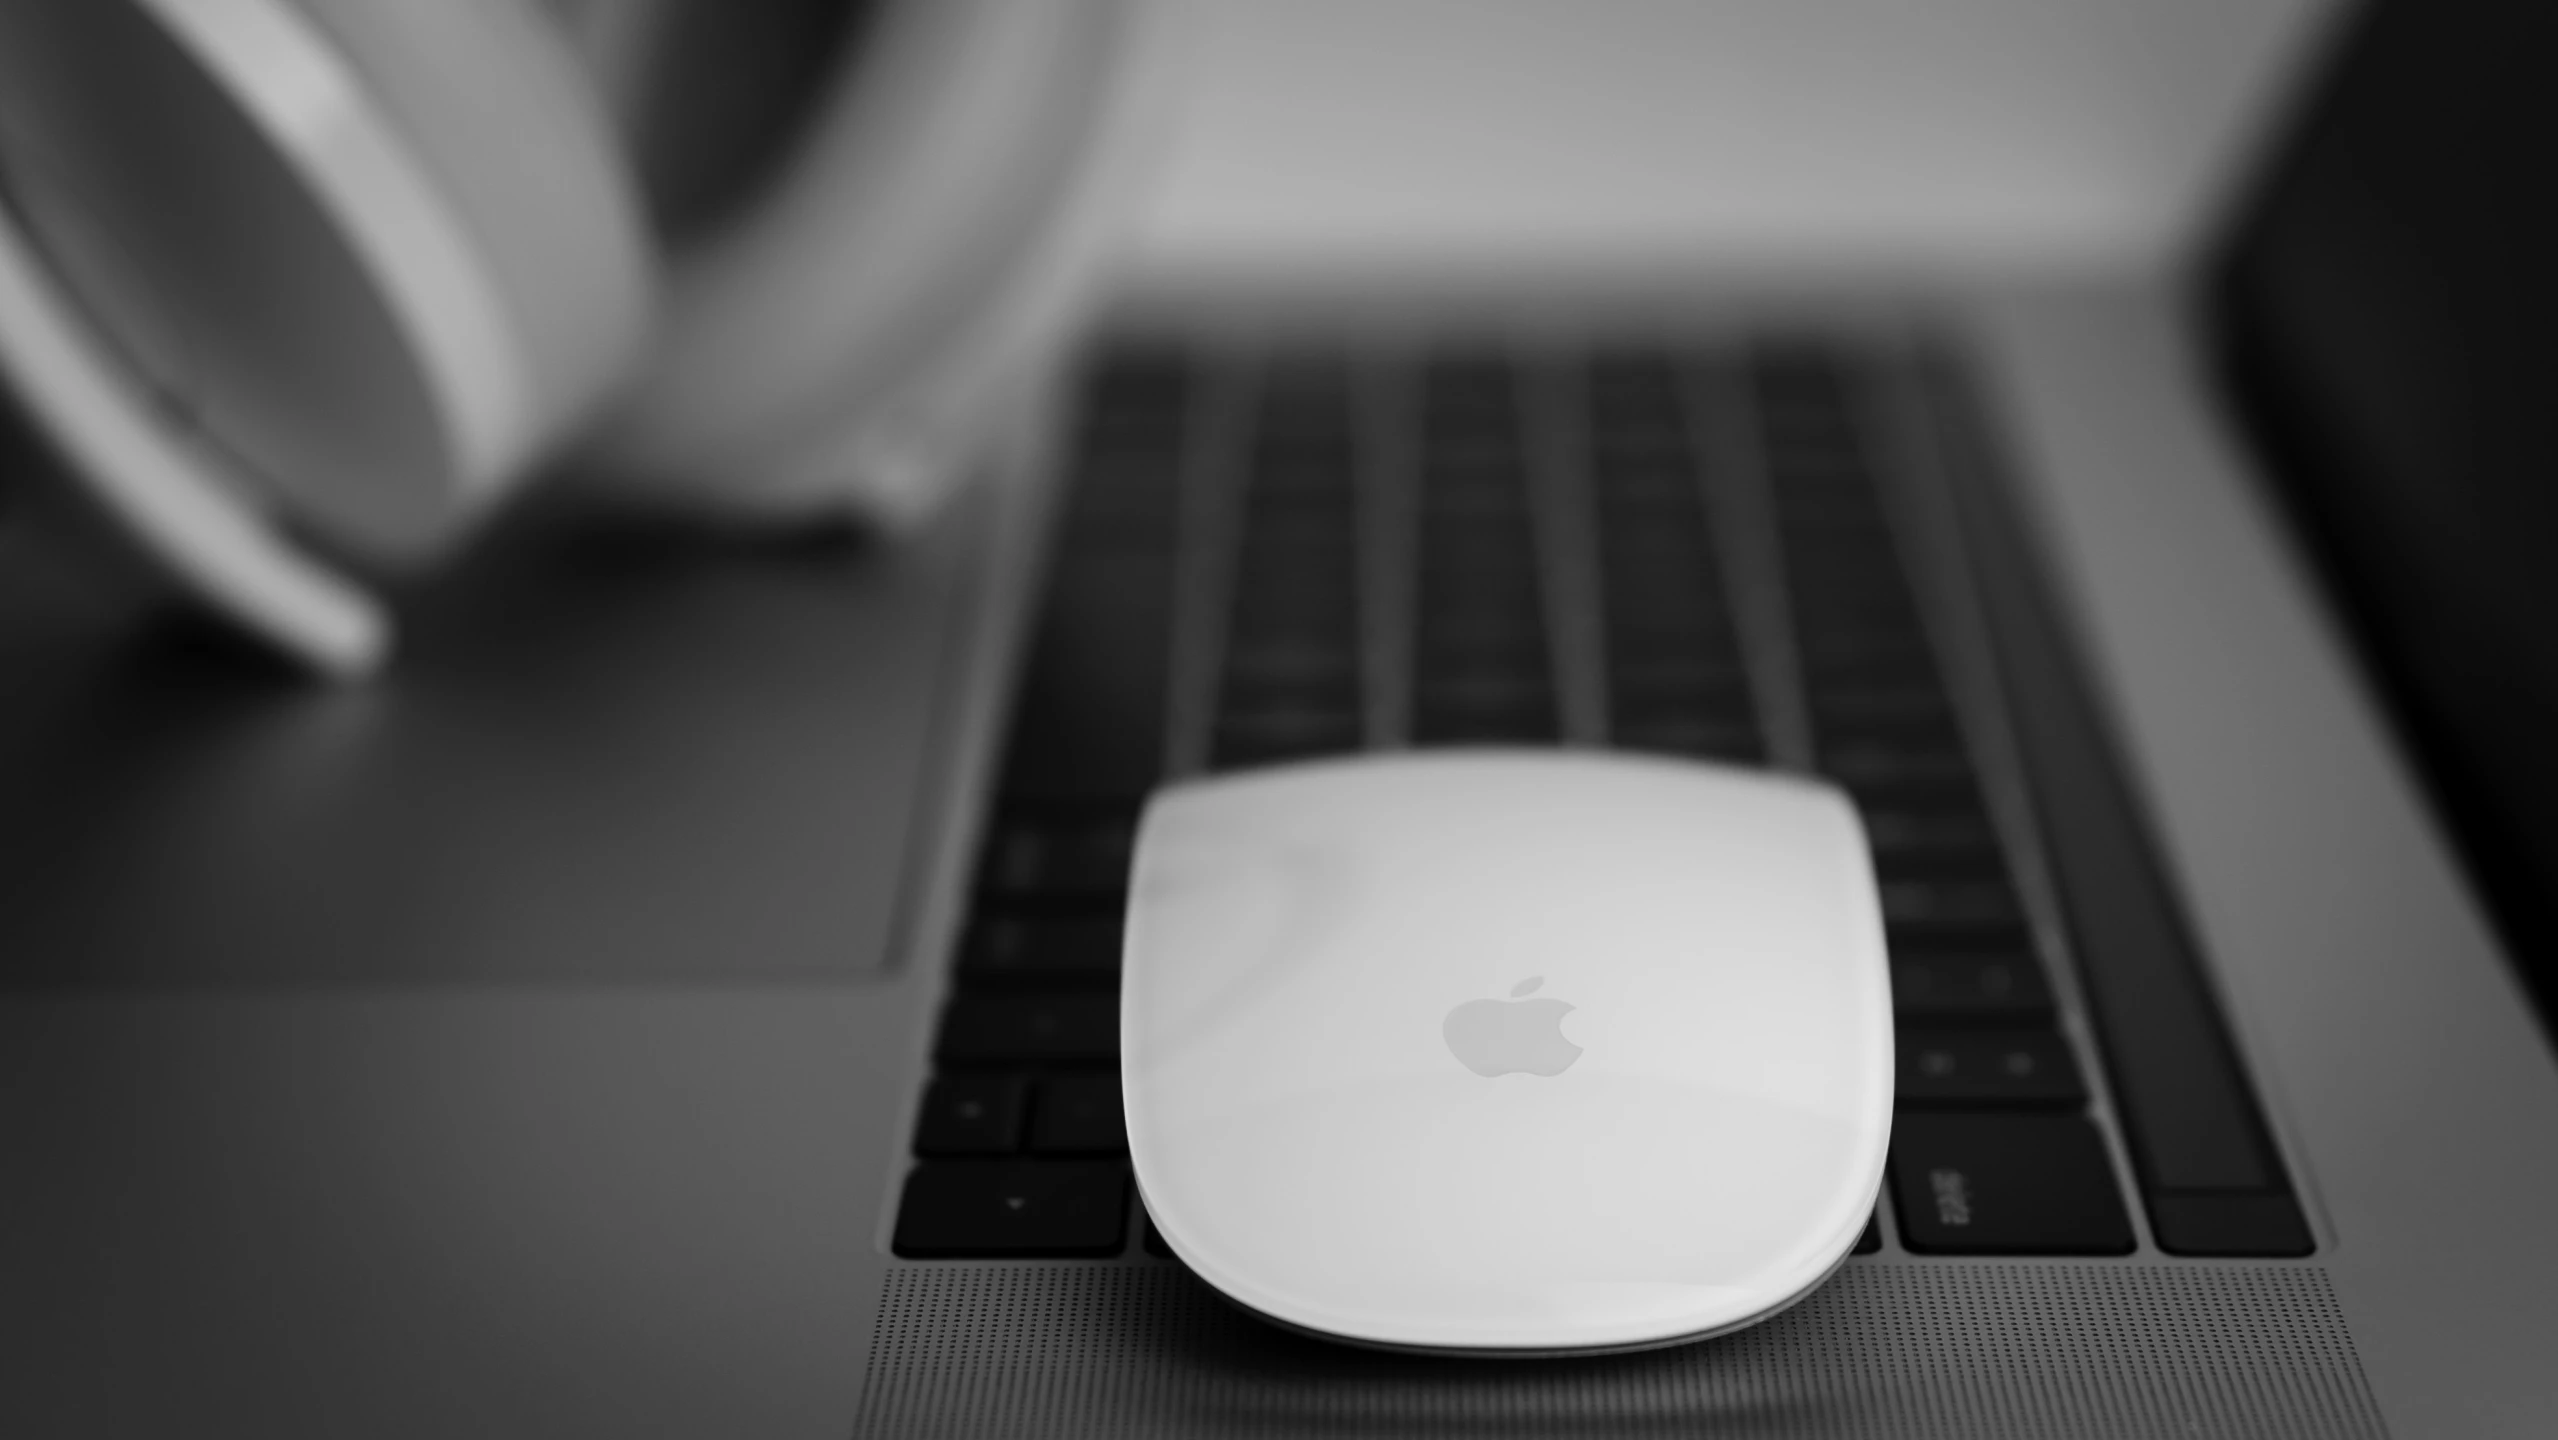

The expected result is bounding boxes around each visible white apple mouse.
[1122,750,1893,1355]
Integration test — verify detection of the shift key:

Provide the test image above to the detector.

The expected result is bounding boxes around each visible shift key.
[1891,1113,2133,1255]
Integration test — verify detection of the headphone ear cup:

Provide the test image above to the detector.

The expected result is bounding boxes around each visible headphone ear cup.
[281,0,659,532]
[0,0,520,562]
[579,0,1151,523]
[0,0,654,565]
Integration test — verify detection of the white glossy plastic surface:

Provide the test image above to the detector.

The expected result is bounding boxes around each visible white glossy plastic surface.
[1124,751,1892,1354]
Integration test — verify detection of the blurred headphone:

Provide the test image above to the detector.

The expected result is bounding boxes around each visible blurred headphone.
[0,0,1153,674]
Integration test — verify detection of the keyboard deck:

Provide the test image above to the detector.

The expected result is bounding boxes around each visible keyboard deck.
[888,333,2312,1264]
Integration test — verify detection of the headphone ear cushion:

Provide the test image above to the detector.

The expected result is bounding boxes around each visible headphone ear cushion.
[285,0,658,501]
[0,0,654,563]
[580,0,1149,520]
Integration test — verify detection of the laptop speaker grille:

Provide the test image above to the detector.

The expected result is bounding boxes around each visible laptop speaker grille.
[855,1263,2384,1438]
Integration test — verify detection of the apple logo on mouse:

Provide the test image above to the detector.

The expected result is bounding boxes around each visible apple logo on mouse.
[1442,977,1583,1077]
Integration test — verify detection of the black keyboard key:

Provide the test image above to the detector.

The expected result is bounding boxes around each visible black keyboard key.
[1891,953,2055,1024]
[1612,680,1757,724]
[1412,705,1561,745]
[1854,1215,1882,1255]
[1212,709,1363,767]
[1887,918,2035,958]
[959,916,1123,988]
[1219,661,1358,707]
[1230,584,1355,637]
[1610,670,1753,720]
[1608,657,1747,703]
[1142,1211,1174,1258]
[1603,616,1737,662]
[977,816,1136,902]
[1058,470,1181,550]
[914,1074,1028,1155]
[1889,1114,2133,1255]
[1793,614,1924,650]
[2147,1193,2313,1257]
[1878,879,2026,929]
[1421,565,1543,615]
[1798,611,1930,650]
[1228,642,1356,688]
[1611,718,1763,762]
[1804,656,1948,698]
[1422,351,1519,402]
[936,995,1119,1064]
[1028,1074,1128,1154]
[1416,625,1546,672]
[1813,710,1970,756]
[1233,550,1354,590]
[1412,654,1559,741]
[1860,804,2000,855]
[1822,744,1976,790]
[1896,1030,2086,1108]
[1812,685,1956,728]
[1840,770,1986,815]
[1413,668,1555,711]
[1868,845,2012,887]
[1081,344,1192,413]
[998,558,1177,806]
[1223,639,1359,691]
[893,1162,1128,1257]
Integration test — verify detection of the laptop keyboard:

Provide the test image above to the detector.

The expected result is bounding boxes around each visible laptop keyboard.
[891,334,2309,1263]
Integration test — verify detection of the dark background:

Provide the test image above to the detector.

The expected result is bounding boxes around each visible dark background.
[2214,0,2558,1034]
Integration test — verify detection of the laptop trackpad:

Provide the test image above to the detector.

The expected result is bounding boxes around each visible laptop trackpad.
[0,488,996,987]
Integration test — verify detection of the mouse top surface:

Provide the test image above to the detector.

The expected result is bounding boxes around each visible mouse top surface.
[1122,750,1893,1355]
